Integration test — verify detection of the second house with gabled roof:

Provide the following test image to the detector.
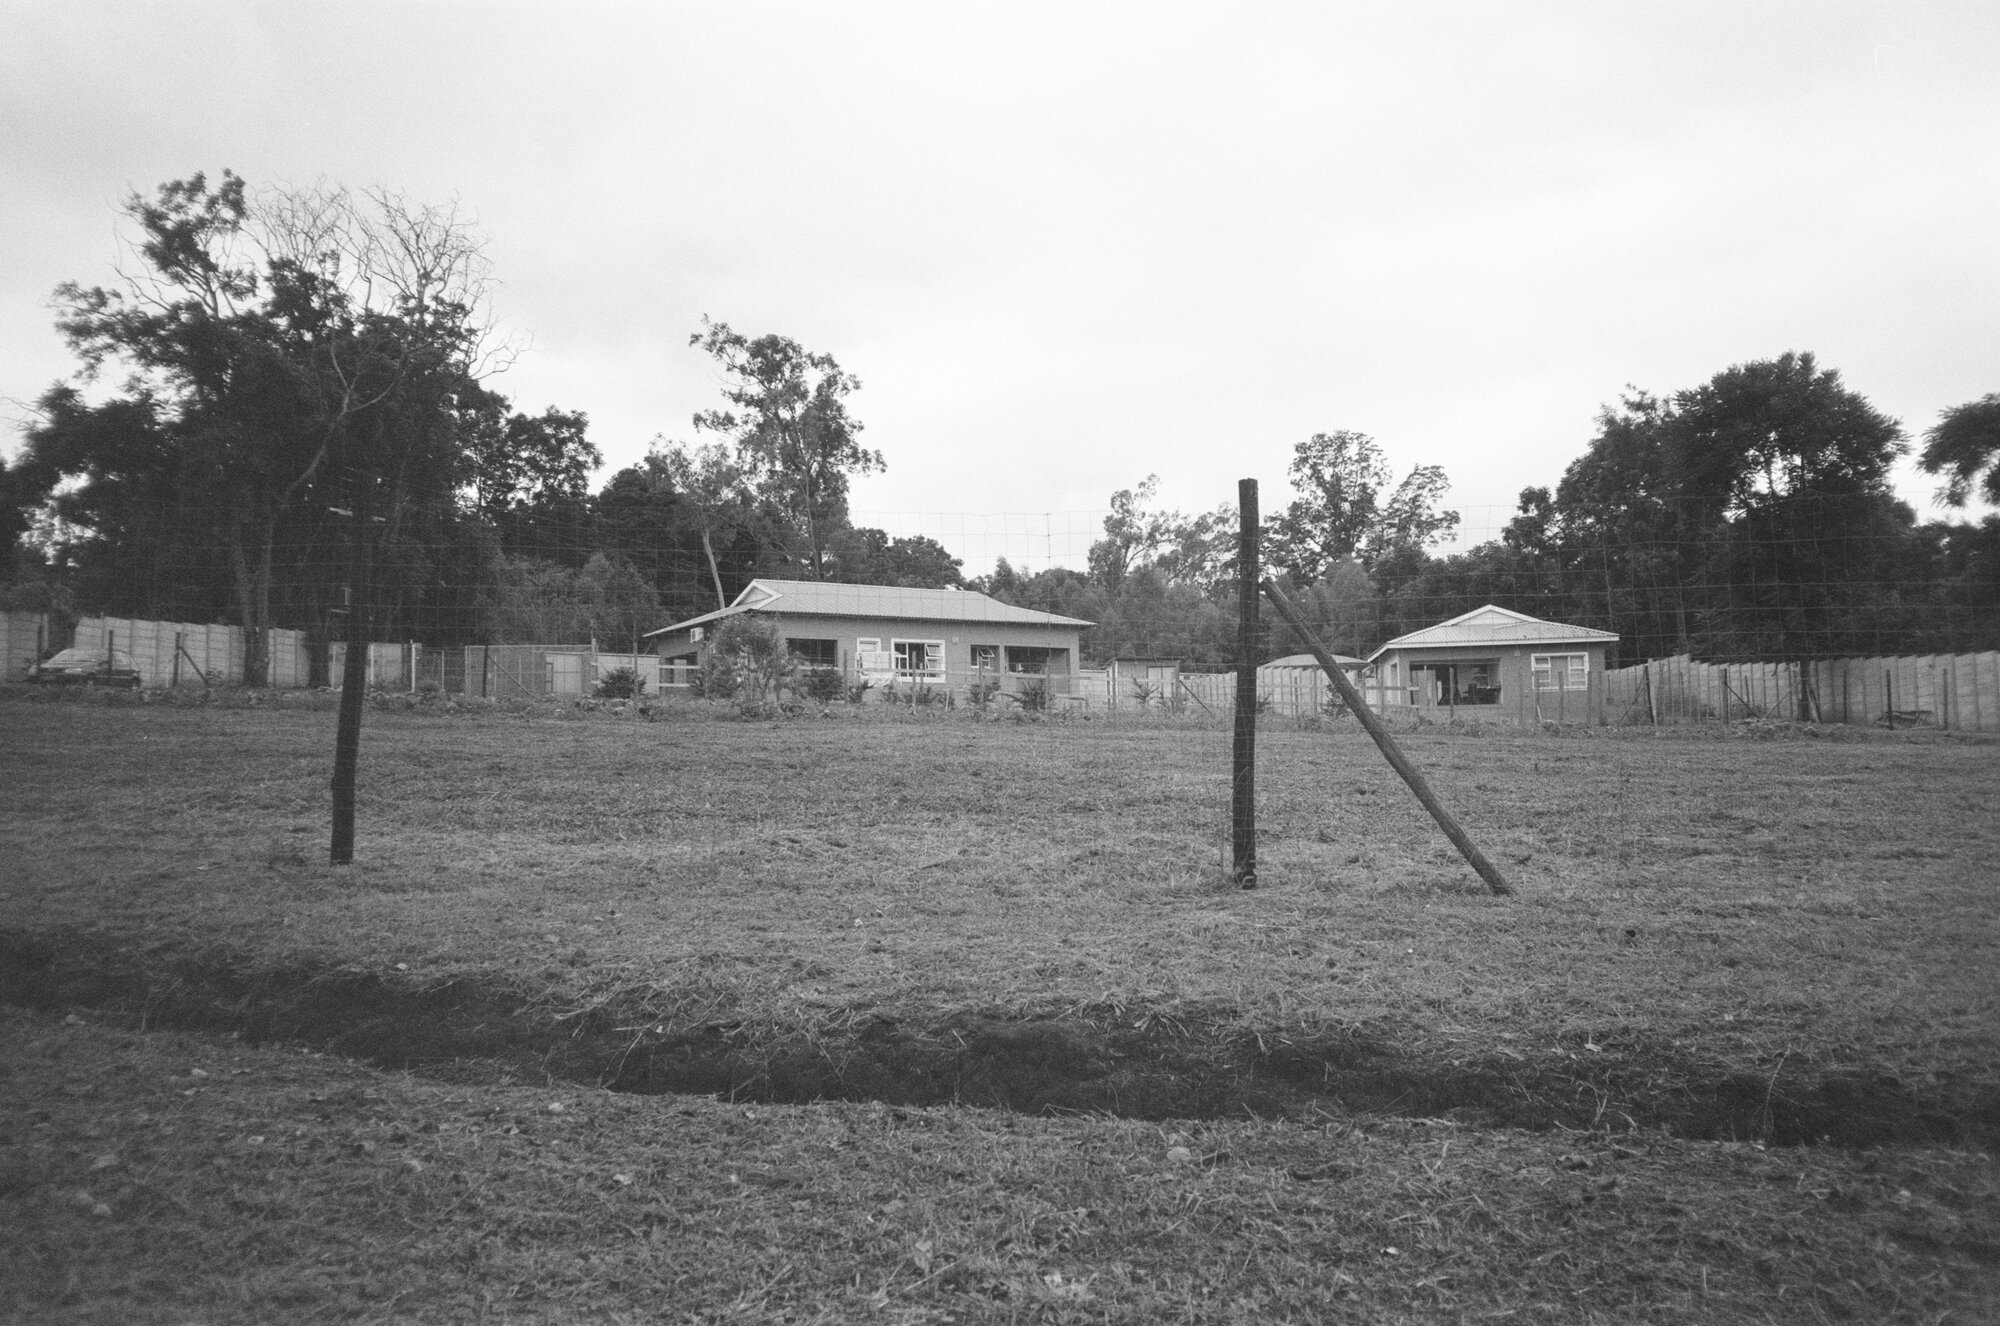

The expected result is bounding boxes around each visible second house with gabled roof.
[1366,604,1619,724]
[644,579,1095,701]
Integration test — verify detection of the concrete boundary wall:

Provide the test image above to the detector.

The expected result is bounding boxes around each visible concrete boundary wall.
[1603,652,2000,732]
[72,616,311,688]
[56,616,313,688]
[1,610,50,681]
[329,642,410,691]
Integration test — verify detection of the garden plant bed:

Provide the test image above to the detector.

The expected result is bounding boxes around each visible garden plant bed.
[3,691,1997,1322]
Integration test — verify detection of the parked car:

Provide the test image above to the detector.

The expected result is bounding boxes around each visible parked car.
[27,647,143,689]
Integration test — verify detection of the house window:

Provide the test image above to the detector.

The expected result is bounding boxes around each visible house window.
[893,639,945,678]
[1532,653,1588,691]
[787,638,837,668]
[969,644,999,673]
[1005,645,1065,675]
[856,637,893,675]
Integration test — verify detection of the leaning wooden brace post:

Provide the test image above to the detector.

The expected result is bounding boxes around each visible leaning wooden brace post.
[1231,478,1260,888]
[1261,578,1513,897]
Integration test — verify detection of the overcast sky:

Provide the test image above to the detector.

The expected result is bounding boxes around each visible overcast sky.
[4,2,1996,573]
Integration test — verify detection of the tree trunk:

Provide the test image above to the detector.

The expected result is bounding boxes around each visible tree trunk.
[228,522,270,688]
[331,457,374,866]
[701,526,727,609]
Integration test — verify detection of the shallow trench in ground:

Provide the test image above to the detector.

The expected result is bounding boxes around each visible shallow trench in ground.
[3,930,1993,1151]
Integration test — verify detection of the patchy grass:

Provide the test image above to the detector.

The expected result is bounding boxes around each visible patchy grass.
[7,1007,1997,1324]
[2,691,1998,1320]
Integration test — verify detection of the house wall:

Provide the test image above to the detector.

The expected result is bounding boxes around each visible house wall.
[1375,642,1611,724]
[653,611,1085,698]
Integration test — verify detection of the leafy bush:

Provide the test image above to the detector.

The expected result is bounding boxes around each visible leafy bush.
[1015,676,1049,712]
[707,616,796,714]
[695,655,735,699]
[595,667,647,699]
[799,666,845,704]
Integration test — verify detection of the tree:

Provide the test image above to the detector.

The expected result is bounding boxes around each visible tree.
[1151,502,1239,597]
[1546,391,1697,659]
[824,528,964,587]
[1263,431,1459,583]
[1538,355,1915,661]
[1267,559,1376,660]
[688,319,881,580]
[1668,352,1908,659]
[590,458,719,623]
[644,439,761,610]
[13,171,512,686]
[487,552,666,647]
[13,169,529,866]
[1672,352,1904,513]
[467,401,601,565]
[976,562,1100,625]
[1920,393,2000,508]
[1087,476,1175,590]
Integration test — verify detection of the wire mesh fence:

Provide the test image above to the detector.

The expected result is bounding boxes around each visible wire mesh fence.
[5,479,1995,732]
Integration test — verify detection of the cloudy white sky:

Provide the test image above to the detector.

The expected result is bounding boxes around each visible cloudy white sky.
[4,2,1996,572]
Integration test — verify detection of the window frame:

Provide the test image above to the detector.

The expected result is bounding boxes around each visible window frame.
[892,637,947,679]
[856,637,893,676]
[1004,645,1064,675]
[786,637,838,669]
[1531,652,1589,691]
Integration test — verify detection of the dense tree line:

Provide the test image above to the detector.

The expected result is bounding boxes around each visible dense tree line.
[0,172,957,676]
[981,356,1998,669]
[3,174,1995,678]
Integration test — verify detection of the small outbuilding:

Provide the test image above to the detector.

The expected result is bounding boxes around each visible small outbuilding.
[1366,604,1619,724]
[644,579,1094,701]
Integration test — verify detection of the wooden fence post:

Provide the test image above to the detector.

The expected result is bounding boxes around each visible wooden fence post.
[1231,479,1259,889]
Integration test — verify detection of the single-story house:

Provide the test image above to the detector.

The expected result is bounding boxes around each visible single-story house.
[644,579,1094,700]
[1366,605,1619,724]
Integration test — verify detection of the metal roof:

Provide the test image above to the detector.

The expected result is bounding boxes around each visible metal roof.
[1366,605,1618,662]
[1263,652,1365,670]
[644,578,1095,638]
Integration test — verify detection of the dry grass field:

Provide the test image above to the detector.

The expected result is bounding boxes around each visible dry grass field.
[2,689,1997,1323]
